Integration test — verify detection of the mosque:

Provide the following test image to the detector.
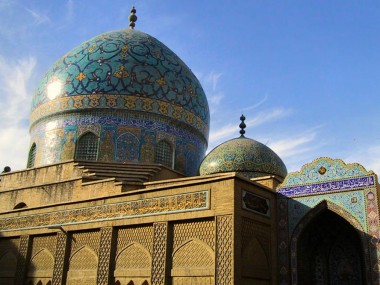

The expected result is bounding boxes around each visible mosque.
[0,7,379,285]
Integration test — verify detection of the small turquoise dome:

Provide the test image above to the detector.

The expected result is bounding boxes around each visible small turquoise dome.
[199,137,287,179]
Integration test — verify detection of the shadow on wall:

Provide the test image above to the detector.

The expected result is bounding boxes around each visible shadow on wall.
[0,232,36,285]
[277,194,378,285]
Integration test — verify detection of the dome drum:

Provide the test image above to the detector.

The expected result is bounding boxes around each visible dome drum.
[28,29,210,176]
[29,110,206,176]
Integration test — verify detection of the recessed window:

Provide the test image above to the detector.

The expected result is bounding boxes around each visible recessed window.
[14,202,27,210]
[75,132,99,160]
[155,140,174,168]
[116,132,140,162]
[27,143,37,168]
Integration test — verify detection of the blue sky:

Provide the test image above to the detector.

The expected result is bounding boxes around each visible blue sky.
[1,0,380,175]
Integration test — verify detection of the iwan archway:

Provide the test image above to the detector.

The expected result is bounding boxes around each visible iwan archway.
[296,208,365,284]
[277,157,380,284]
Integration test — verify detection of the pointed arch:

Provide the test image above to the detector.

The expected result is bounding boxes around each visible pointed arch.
[290,200,368,285]
[114,242,151,278]
[27,143,37,168]
[171,238,214,276]
[75,132,99,160]
[14,202,27,210]
[67,246,98,284]
[155,139,174,168]
[242,237,270,280]
[29,248,55,273]
[115,132,140,162]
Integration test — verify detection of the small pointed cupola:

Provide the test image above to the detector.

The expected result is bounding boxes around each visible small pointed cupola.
[199,115,287,179]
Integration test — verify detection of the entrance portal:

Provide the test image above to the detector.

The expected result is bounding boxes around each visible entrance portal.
[297,209,365,285]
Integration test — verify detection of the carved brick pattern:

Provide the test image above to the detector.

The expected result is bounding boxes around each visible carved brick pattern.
[117,225,153,255]
[70,230,100,256]
[14,235,31,285]
[66,278,96,285]
[69,246,98,270]
[97,227,114,285]
[52,232,68,285]
[30,249,54,271]
[1,191,209,231]
[151,222,168,285]
[116,243,151,269]
[173,219,215,250]
[216,215,233,285]
[241,218,271,257]
[173,240,214,268]
[31,235,57,258]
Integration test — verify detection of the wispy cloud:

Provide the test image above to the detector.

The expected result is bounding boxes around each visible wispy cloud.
[23,7,50,25]
[209,107,291,145]
[268,131,317,159]
[199,71,225,115]
[344,144,380,175]
[0,55,37,170]
[242,95,268,111]
[65,0,74,24]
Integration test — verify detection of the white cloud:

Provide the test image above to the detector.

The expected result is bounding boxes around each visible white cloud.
[23,7,50,25]
[65,0,74,23]
[242,95,268,111]
[206,72,222,92]
[209,107,291,147]
[344,144,380,175]
[268,131,317,159]
[0,56,36,171]
[199,71,225,115]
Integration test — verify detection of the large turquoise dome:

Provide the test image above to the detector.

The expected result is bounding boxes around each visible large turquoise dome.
[199,137,287,179]
[28,28,209,176]
[31,29,209,134]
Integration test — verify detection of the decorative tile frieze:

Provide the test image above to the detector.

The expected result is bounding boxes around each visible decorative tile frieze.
[0,191,209,232]
[278,176,375,197]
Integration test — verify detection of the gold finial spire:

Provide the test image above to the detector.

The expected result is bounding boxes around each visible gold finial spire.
[129,6,137,29]
[239,114,246,137]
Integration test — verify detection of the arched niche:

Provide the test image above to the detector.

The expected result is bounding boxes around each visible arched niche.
[67,246,98,285]
[171,239,214,284]
[114,242,151,284]
[293,201,367,285]
[115,132,140,162]
[27,248,54,279]
[13,202,27,210]
[241,237,270,282]
[155,139,174,168]
[75,132,99,161]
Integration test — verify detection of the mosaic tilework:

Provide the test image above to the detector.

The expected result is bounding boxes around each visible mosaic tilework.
[278,176,375,197]
[29,111,207,175]
[199,137,287,179]
[31,29,209,131]
[277,158,380,284]
[281,157,374,187]
[287,190,367,234]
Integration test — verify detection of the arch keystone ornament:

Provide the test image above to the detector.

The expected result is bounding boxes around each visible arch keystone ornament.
[277,157,380,284]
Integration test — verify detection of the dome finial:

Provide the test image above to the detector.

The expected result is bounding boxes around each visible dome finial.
[129,6,137,29]
[239,114,246,137]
